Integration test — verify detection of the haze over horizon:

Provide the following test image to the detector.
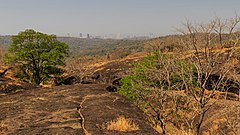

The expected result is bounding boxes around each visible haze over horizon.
[0,0,240,37]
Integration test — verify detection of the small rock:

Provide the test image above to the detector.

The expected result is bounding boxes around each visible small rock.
[112,78,122,86]
[106,85,117,92]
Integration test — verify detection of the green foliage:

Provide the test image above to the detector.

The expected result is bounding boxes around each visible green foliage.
[14,65,31,82]
[119,54,157,100]
[119,51,197,98]
[119,51,196,130]
[4,29,69,85]
[118,75,137,100]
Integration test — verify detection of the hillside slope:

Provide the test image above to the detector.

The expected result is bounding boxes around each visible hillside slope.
[1,52,239,134]
[0,84,158,135]
[0,54,157,135]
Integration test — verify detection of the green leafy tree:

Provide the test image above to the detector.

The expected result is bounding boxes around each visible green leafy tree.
[4,29,69,85]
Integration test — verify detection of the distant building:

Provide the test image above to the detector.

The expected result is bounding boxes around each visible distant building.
[87,34,90,39]
[79,33,83,38]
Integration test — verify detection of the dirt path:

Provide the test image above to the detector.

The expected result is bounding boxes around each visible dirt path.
[0,84,158,135]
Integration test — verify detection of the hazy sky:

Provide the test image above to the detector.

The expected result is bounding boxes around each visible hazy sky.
[0,0,240,37]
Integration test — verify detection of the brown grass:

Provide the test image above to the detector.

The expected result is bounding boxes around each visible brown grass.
[0,122,8,135]
[153,123,195,135]
[106,116,139,132]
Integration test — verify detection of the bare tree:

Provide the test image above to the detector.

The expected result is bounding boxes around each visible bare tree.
[120,15,240,135]
[128,51,192,134]
[177,15,240,135]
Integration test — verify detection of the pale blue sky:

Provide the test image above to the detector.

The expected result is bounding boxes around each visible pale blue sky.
[0,0,239,37]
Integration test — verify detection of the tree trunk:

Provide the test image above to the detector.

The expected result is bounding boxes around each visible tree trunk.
[33,68,41,85]
[195,107,208,135]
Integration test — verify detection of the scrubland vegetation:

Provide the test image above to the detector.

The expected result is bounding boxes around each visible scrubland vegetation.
[119,16,240,134]
[0,16,240,135]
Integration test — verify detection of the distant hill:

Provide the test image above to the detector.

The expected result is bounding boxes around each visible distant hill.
[57,37,145,56]
[0,36,145,56]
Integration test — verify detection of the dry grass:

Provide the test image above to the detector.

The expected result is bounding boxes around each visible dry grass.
[153,123,195,135]
[106,116,139,132]
[0,122,8,135]
[178,130,194,135]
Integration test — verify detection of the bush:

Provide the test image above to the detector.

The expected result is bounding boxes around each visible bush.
[118,54,157,100]
[118,75,137,100]
[118,51,196,134]
[119,51,197,98]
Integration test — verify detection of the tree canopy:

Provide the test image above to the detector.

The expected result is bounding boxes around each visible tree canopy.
[4,29,69,85]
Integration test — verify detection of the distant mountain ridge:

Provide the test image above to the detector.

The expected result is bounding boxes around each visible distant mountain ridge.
[0,36,145,56]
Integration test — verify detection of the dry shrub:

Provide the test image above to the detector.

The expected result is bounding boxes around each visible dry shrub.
[65,56,98,78]
[144,36,184,53]
[224,103,240,135]
[154,124,195,135]
[106,116,139,132]
[107,48,131,60]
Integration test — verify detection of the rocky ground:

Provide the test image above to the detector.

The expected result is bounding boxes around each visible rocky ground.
[0,55,159,135]
[0,53,239,135]
[0,83,158,135]
[0,84,159,135]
